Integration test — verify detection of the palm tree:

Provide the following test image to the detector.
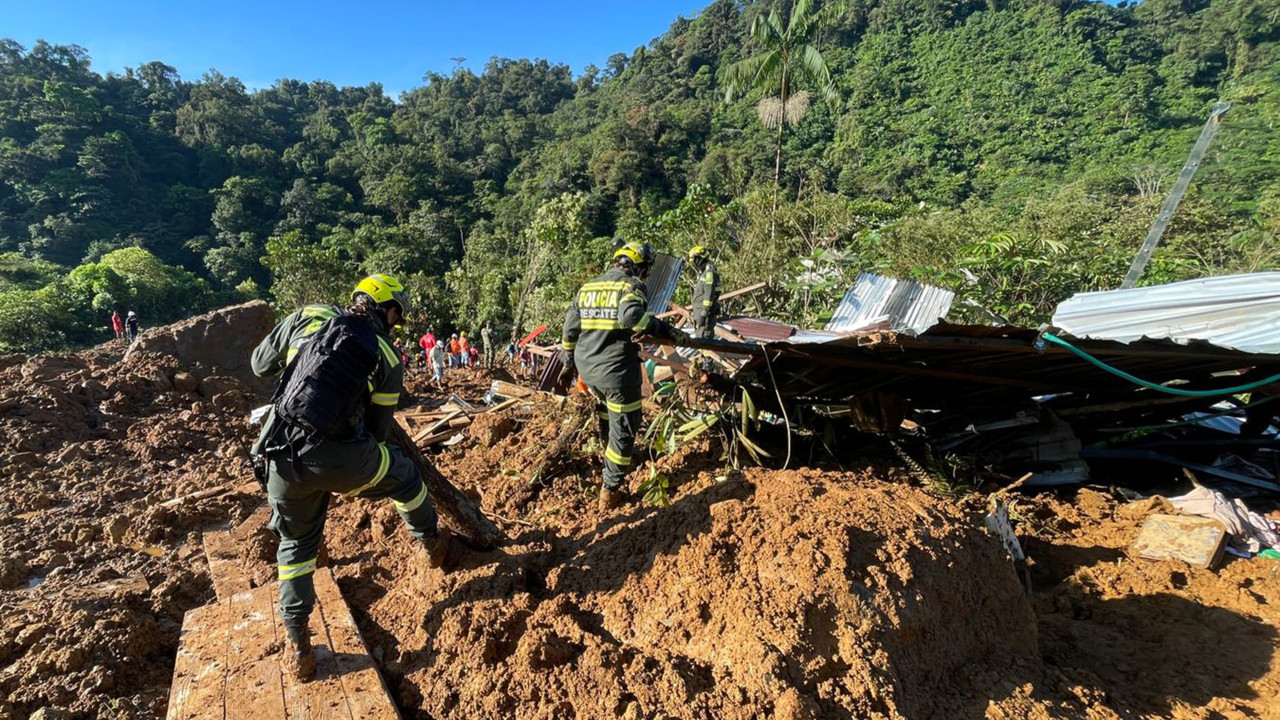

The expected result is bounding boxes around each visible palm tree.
[720,0,844,223]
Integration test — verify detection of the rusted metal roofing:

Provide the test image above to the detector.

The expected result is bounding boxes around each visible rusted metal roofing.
[721,316,796,343]
[825,273,954,334]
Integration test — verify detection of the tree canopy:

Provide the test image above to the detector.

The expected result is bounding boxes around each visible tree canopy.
[1,0,1277,350]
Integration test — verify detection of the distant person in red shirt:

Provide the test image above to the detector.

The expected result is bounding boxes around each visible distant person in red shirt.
[111,310,124,340]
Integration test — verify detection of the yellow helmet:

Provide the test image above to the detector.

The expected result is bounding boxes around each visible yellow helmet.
[353,274,410,320]
[688,245,708,261]
[613,240,656,268]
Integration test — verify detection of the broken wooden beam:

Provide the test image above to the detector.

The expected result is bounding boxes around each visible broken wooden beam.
[202,529,252,602]
[719,281,768,302]
[412,409,466,443]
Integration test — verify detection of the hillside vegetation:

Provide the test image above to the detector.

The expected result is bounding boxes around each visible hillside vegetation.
[1,0,1277,350]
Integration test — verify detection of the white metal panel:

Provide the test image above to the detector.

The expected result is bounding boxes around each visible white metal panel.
[1052,273,1280,355]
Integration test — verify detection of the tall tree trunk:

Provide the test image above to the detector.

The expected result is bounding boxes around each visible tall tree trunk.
[770,64,790,242]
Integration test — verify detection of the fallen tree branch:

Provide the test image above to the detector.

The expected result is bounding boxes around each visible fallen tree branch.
[389,421,504,550]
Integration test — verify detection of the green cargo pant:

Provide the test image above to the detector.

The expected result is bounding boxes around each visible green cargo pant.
[587,384,643,490]
[691,304,717,340]
[266,436,437,627]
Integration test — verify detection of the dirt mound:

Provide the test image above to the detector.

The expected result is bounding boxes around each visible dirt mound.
[125,300,275,391]
[0,345,263,718]
[322,462,1036,719]
[1012,489,1280,718]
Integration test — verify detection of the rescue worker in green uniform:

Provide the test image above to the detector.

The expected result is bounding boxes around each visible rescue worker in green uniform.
[688,245,720,340]
[250,274,450,681]
[559,241,688,509]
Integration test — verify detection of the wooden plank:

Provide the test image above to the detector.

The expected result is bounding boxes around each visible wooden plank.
[411,409,465,443]
[167,573,400,719]
[204,529,252,601]
[273,574,355,720]
[719,281,768,302]
[489,380,539,400]
[314,571,401,719]
[225,586,287,720]
[166,599,229,720]
[482,397,521,415]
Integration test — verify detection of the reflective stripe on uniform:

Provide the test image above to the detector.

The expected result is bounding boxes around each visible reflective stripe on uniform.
[581,319,622,331]
[604,447,632,466]
[278,557,317,581]
[633,313,653,331]
[285,308,338,365]
[621,292,645,304]
[605,398,643,414]
[377,337,400,368]
[580,280,629,292]
[393,481,430,513]
[371,391,399,406]
[344,444,391,497]
[562,341,576,350]
[701,300,713,307]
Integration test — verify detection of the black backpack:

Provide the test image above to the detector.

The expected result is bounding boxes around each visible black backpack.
[272,312,380,445]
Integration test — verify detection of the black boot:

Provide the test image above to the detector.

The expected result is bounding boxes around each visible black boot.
[283,621,316,681]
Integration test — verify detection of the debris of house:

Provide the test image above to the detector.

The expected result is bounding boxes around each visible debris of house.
[1130,513,1228,568]
[1167,486,1280,553]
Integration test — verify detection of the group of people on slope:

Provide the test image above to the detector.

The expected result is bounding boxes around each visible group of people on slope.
[110,309,140,343]
[410,326,497,387]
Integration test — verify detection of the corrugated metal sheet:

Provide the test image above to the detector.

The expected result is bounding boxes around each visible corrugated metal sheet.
[721,316,796,343]
[1052,273,1280,355]
[825,273,955,334]
[645,253,684,314]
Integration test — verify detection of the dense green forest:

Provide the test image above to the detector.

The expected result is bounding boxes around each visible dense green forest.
[1,0,1277,351]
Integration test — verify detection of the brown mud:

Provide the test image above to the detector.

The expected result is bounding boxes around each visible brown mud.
[0,314,1277,719]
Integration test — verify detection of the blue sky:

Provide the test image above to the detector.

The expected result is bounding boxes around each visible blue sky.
[0,0,707,96]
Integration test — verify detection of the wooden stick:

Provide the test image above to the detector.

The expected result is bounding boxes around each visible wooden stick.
[413,409,464,443]
[719,281,767,301]
[388,421,503,550]
[482,397,521,414]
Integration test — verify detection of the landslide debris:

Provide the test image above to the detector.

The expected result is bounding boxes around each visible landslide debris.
[323,397,1042,720]
[0,304,271,719]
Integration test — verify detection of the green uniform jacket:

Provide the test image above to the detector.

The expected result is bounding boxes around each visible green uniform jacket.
[563,267,671,390]
[691,259,721,315]
[251,304,404,452]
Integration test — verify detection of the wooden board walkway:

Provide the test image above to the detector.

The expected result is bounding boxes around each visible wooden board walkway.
[166,567,401,720]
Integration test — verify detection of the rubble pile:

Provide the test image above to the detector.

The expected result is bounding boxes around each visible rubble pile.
[0,316,266,718]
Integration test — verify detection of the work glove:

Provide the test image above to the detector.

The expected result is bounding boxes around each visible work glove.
[646,317,692,347]
[557,352,577,387]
